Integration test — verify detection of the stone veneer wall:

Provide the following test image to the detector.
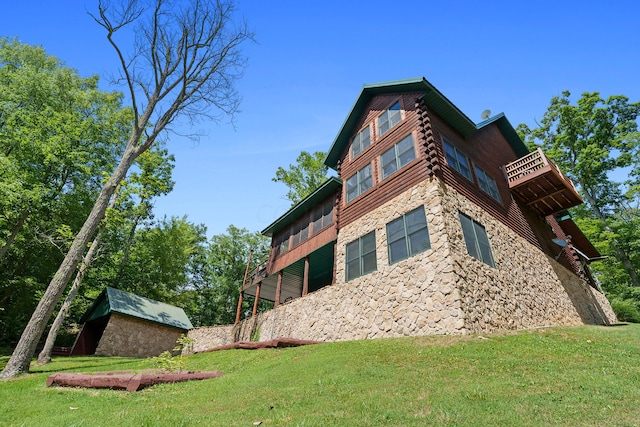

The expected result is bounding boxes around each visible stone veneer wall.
[95,313,185,357]
[188,178,616,352]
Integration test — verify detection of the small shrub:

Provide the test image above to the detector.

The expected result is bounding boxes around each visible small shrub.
[610,298,640,323]
[151,334,196,373]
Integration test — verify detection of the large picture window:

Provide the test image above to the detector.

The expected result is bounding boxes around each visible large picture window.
[351,125,371,158]
[474,165,502,202]
[386,206,431,264]
[378,101,401,137]
[443,139,472,181]
[346,231,377,281]
[346,164,372,203]
[381,134,416,180]
[459,212,495,267]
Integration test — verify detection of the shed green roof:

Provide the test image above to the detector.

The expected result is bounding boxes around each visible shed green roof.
[324,77,530,169]
[79,287,193,330]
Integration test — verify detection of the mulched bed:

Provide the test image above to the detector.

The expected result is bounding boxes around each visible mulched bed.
[46,369,223,392]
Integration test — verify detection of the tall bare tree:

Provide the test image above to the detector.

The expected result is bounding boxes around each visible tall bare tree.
[1,0,253,379]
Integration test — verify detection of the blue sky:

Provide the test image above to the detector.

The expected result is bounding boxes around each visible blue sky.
[2,1,639,236]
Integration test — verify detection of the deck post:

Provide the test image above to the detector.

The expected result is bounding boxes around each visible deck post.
[252,283,261,317]
[274,271,283,308]
[234,292,243,324]
[302,256,310,296]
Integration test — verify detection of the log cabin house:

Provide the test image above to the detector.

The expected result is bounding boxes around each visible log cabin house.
[190,77,616,351]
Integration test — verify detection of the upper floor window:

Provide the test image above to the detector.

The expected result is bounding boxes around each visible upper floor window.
[276,231,290,255]
[291,218,309,247]
[459,212,495,267]
[378,101,401,137]
[346,231,377,281]
[350,125,371,158]
[443,139,472,181]
[386,206,431,264]
[312,200,333,234]
[474,165,502,202]
[346,163,372,203]
[380,134,416,180]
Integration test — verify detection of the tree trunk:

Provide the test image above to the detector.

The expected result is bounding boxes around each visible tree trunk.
[36,228,104,365]
[0,210,29,260]
[0,143,142,379]
[581,182,640,287]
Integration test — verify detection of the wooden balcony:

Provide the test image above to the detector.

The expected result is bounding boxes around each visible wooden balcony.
[505,148,582,216]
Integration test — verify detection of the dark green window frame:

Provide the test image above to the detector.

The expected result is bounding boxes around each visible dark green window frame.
[381,134,417,180]
[378,101,401,137]
[346,163,373,203]
[443,139,472,181]
[351,125,371,158]
[346,231,377,281]
[459,212,495,267]
[474,165,502,202]
[386,206,431,264]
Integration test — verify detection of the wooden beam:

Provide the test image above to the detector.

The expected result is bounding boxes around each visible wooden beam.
[252,283,261,317]
[302,256,309,296]
[274,271,283,308]
[234,292,244,324]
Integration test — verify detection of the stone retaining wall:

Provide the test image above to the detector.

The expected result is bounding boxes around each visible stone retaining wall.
[188,178,616,352]
[95,314,184,357]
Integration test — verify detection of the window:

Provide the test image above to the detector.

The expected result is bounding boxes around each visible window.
[378,101,401,136]
[276,231,290,255]
[386,206,431,264]
[346,164,372,203]
[346,231,377,281]
[474,165,502,202]
[443,139,472,181]
[312,200,333,234]
[381,134,416,179]
[459,212,495,267]
[291,218,309,247]
[351,125,371,158]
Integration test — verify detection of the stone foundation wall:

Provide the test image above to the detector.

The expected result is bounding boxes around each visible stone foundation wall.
[188,178,616,352]
[95,314,184,357]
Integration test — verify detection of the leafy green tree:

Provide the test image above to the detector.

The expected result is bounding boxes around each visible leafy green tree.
[518,91,640,288]
[1,0,253,379]
[272,151,329,204]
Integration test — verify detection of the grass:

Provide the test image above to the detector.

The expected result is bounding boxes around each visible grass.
[1,324,640,426]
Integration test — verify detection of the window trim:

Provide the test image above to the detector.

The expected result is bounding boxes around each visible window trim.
[380,133,417,180]
[377,100,402,137]
[442,138,472,181]
[345,163,373,203]
[350,125,371,159]
[346,231,377,281]
[474,165,502,203]
[458,211,496,267]
[386,206,431,264]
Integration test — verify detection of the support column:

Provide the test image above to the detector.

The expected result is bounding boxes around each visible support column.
[302,256,310,296]
[252,283,261,317]
[274,271,283,308]
[234,292,244,324]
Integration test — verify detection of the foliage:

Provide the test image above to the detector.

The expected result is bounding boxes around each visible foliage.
[151,334,195,373]
[2,325,640,426]
[272,151,329,204]
[518,90,640,293]
[610,298,640,323]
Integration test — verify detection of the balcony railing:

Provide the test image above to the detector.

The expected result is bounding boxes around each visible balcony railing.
[505,148,582,216]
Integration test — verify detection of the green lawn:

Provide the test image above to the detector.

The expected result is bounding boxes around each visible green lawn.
[2,324,640,426]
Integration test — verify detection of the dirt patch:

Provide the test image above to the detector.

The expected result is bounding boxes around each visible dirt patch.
[46,369,223,391]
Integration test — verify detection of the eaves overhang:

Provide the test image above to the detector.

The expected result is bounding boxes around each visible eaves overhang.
[324,77,477,170]
[261,176,342,237]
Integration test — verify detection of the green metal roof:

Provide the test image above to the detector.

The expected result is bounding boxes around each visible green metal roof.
[324,77,530,169]
[325,77,477,169]
[262,176,342,236]
[79,287,193,330]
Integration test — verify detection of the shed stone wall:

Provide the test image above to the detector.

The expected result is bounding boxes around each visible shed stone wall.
[95,313,184,357]
[188,179,616,352]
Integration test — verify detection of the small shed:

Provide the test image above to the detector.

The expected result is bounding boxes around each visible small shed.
[71,287,193,358]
